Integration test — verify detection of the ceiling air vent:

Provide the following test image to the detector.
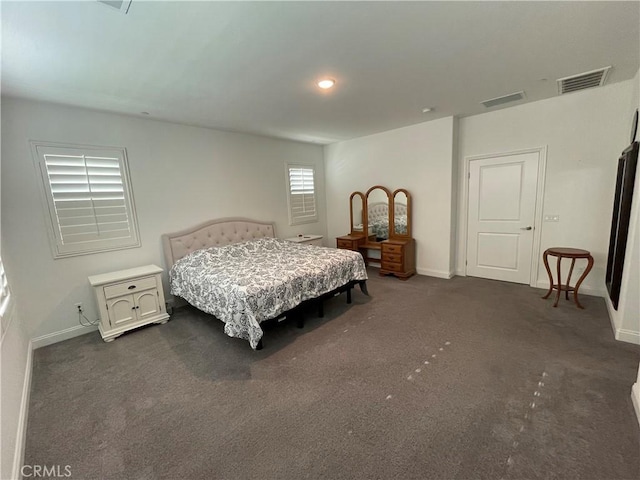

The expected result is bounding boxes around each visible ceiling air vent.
[98,0,132,14]
[557,66,611,95]
[481,91,526,109]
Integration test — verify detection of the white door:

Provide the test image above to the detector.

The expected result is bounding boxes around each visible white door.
[467,151,539,284]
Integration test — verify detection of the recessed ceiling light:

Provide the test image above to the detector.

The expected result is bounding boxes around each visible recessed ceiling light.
[422,107,433,113]
[317,79,335,89]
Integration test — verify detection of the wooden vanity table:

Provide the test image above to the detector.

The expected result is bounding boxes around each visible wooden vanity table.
[337,186,416,280]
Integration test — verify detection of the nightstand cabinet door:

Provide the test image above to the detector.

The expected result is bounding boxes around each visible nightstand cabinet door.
[107,295,137,326]
[136,290,162,321]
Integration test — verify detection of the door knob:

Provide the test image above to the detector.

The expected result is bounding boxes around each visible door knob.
[520,226,533,230]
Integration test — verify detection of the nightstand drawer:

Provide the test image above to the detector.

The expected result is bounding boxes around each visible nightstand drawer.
[381,262,403,272]
[382,243,403,254]
[103,275,157,299]
[384,253,402,264]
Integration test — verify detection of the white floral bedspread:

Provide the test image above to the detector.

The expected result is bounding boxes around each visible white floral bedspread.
[169,237,368,349]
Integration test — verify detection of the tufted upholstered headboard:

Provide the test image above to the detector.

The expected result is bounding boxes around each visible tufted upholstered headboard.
[161,217,276,269]
[367,202,389,223]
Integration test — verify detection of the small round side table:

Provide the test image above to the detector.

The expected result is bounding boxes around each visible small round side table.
[542,247,594,309]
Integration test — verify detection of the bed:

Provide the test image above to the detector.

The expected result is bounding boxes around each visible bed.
[162,218,368,350]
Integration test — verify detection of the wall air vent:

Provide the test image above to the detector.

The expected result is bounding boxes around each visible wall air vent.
[557,66,611,95]
[98,0,132,14]
[481,91,526,109]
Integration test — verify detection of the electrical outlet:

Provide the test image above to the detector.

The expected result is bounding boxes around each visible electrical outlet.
[74,302,83,312]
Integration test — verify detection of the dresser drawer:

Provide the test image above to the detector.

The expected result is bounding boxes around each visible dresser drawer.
[381,262,404,272]
[103,276,157,299]
[382,243,403,254]
[337,239,357,249]
[384,253,402,264]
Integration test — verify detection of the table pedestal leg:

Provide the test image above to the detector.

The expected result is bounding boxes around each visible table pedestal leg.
[565,258,576,300]
[542,251,554,299]
[572,255,594,309]
[553,254,562,307]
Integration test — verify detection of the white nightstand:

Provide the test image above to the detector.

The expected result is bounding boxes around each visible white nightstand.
[88,264,170,342]
[284,234,324,247]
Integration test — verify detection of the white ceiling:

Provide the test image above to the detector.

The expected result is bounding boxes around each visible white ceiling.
[2,1,639,144]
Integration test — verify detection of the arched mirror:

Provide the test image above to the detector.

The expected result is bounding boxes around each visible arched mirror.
[364,185,392,242]
[391,189,411,238]
[349,191,366,236]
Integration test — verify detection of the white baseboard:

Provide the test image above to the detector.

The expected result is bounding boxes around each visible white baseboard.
[454,269,465,277]
[604,296,640,345]
[534,280,605,298]
[605,295,619,332]
[632,383,640,427]
[31,324,97,350]
[417,268,454,279]
[12,340,33,480]
[615,329,640,345]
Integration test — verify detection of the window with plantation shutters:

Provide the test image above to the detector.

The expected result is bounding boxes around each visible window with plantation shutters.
[31,142,140,258]
[0,257,11,339]
[286,165,317,225]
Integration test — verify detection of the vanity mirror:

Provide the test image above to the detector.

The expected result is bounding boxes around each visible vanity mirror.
[349,191,366,236]
[365,185,392,241]
[391,189,411,238]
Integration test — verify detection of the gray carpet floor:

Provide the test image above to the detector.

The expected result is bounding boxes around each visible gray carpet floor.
[25,271,640,480]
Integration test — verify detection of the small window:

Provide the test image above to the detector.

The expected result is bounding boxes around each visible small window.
[286,164,317,225]
[31,142,141,258]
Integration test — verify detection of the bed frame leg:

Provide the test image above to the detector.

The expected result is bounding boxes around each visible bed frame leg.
[359,281,369,296]
[347,287,352,304]
[256,339,264,350]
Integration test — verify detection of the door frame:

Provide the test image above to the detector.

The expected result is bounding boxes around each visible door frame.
[461,146,547,287]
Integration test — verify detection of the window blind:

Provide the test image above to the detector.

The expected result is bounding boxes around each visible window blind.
[0,259,10,317]
[0,258,11,338]
[287,165,317,225]
[32,143,140,258]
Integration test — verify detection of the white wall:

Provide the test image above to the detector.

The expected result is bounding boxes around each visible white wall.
[1,305,32,480]
[1,116,33,479]
[457,80,634,296]
[1,97,325,342]
[605,69,640,345]
[324,116,457,278]
[600,69,640,423]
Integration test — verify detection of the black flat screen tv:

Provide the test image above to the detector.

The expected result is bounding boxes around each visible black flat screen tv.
[605,141,638,309]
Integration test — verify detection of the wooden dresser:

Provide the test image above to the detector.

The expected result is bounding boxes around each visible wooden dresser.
[380,239,416,280]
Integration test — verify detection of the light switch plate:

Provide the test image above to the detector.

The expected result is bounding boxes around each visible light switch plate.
[544,214,560,222]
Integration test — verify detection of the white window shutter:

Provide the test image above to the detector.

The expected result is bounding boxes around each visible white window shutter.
[0,258,11,339]
[0,259,10,316]
[287,165,318,225]
[31,142,141,258]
